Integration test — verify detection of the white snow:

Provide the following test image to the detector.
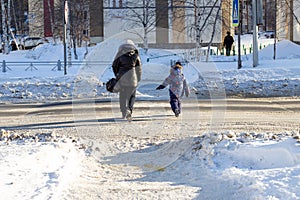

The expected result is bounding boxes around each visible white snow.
[0,138,84,200]
[1,37,300,199]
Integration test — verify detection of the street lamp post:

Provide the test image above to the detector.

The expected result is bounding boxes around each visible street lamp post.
[252,0,263,67]
[238,0,242,69]
[233,0,242,69]
[273,0,277,60]
[63,0,69,75]
[252,0,259,67]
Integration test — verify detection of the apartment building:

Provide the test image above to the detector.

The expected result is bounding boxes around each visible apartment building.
[28,0,103,43]
[27,0,299,46]
[104,0,222,48]
[27,0,222,47]
[277,0,300,43]
[240,0,276,33]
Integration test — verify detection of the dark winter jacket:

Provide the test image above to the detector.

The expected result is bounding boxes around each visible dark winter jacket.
[112,43,142,87]
[223,35,234,48]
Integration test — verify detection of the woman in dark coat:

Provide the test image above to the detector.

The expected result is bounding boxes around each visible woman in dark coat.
[112,40,142,121]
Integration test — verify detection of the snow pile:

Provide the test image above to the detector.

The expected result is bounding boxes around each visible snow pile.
[0,39,300,102]
[0,130,86,200]
[193,68,300,98]
[190,40,300,98]
[2,127,300,199]
[213,138,300,169]
[88,132,300,199]
[207,136,300,199]
[25,43,63,60]
[0,76,108,103]
[259,40,300,59]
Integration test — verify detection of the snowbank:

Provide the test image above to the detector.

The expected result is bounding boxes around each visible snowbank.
[0,131,85,200]
[259,40,300,60]
[1,129,300,200]
[1,37,300,199]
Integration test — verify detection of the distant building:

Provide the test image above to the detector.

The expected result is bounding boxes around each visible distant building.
[277,0,300,43]
[27,0,299,46]
[27,0,223,47]
[240,0,276,33]
[28,0,104,43]
[104,0,222,48]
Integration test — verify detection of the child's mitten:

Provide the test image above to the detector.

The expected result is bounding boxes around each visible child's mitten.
[156,85,165,90]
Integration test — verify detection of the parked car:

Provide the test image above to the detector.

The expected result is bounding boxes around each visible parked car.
[19,37,49,50]
[0,35,47,52]
[263,31,275,39]
[0,38,20,52]
[257,31,275,39]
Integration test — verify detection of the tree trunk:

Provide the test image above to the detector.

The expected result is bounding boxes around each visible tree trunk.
[2,0,9,54]
[206,1,221,62]
[46,0,56,44]
[143,26,148,53]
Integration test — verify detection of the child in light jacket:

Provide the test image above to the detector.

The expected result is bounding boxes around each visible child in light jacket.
[156,62,190,117]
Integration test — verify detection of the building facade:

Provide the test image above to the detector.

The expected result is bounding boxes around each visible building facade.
[27,0,223,47]
[277,0,300,43]
[28,0,104,43]
[104,0,223,48]
[27,0,299,46]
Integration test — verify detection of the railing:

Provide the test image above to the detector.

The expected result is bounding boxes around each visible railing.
[0,60,112,73]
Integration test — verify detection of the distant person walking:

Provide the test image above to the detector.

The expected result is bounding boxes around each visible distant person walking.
[223,31,234,56]
[156,62,190,117]
[112,40,142,121]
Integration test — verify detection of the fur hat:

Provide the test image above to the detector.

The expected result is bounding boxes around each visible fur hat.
[124,39,135,45]
[118,40,137,55]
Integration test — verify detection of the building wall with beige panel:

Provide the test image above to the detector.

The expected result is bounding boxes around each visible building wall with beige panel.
[276,0,299,43]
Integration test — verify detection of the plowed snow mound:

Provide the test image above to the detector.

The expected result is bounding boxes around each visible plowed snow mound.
[260,40,300,59]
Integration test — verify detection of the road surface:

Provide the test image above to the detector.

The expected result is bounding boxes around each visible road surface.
[1,97,300,199]
[1,97,299,138]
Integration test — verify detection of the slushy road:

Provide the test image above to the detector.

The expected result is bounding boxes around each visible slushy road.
[1,97,299,138]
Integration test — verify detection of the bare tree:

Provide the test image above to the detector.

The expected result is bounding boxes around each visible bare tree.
[180,0,222,61]
[205,0,221,61]
[27,0,45,37]
[1,0,9,54]
[276,0,299,42]
[0,0,27,36]
[67,0,89,48]
[284,0,300,25]
[45,0,57,43]
[121,0,157,53]
[194,0,220,45]
[69,1,78,59]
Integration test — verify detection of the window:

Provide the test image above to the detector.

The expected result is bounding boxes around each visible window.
[83,30,89,35]
[108,0,123,7]
[84,11,88,20]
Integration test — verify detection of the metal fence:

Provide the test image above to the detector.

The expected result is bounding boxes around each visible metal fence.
[0,60,112,73]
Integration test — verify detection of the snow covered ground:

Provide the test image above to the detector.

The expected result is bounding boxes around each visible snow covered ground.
[1,36,300,199]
